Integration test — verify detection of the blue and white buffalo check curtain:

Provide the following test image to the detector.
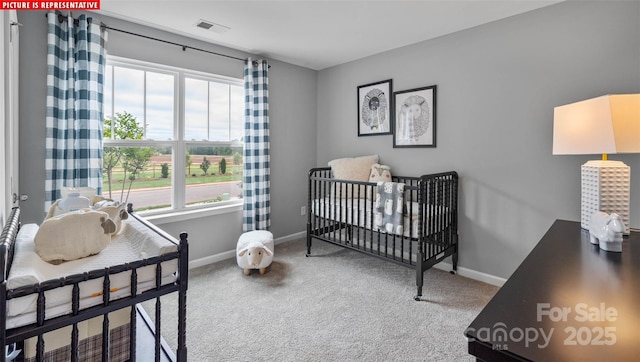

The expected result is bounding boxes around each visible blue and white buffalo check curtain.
[243,59,270,231]
[45,12,107,212]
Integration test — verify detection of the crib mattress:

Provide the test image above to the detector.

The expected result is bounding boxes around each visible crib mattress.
[6,215,178,329]
[311,198,449,237]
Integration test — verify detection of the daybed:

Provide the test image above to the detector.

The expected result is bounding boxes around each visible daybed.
[0,205,188,361]
[307,166,458,300]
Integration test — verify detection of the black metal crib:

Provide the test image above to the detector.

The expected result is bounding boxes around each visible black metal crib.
[0,205,188,362]
[307,167,458,300]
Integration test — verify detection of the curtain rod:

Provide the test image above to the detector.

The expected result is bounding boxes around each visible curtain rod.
[102,24,252,64]
[50,13,269,67]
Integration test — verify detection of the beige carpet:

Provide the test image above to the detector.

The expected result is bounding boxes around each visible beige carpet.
[142,238,498,361]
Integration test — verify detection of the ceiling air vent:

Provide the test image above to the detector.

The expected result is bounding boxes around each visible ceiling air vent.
[195,20,231,34]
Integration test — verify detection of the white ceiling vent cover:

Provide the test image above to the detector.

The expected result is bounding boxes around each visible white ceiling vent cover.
[195,20,231,34]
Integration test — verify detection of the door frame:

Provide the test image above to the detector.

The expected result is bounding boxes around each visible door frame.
[2,10,19,217]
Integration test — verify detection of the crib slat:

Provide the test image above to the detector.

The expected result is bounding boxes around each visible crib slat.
[102,313,110,361]
[72,282,80,315]
[36,288,45,326]
[36,283,51,362]
[155,263,163,362]
[177,231,189,361]
[102,269,111,361]
[71,281,80,362]
[319,176,325,245]
[438,179,444,249]
[430,179,436,259]
[333,182,344,240]
[130,267,138,361]
[71,322,79,362]
[36,334,44,361]
[155,296,162,362]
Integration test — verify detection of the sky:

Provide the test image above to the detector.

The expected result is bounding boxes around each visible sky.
[103,64,244,142]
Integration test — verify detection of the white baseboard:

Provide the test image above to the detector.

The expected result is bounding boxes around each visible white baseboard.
[189,250,236,269]
[433,262,506,287]
[273,231,306,244]
[188,231,306,270]
[189,231,507,287]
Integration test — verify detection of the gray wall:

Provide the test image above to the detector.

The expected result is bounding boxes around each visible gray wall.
[317,1,640,279]
[17,11,317,259]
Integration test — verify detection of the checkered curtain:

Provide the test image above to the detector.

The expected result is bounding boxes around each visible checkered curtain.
[45,13,107,212]
[243,59,270,231]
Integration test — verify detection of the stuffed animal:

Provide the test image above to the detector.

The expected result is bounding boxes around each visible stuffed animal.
[35,209,116,262]
[368,164,392,200]
[589,211,626,252]
[93,201,129,236]
[47,196,129,237]
[369,163,392,183]
[236,230,274,275]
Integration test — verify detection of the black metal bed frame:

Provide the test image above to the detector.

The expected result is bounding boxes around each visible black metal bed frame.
[0,205,188,362]
[307,167,458,300]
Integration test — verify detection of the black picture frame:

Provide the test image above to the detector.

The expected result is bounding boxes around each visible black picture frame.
[357,79,393,136]
[393,85,436,148]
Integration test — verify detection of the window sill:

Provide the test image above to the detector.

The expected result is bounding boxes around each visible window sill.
[141,201,243,225]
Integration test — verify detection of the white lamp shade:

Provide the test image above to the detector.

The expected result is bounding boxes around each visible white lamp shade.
[552,94,640,155]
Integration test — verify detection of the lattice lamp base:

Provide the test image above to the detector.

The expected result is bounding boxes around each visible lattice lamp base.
[581,160,630,233]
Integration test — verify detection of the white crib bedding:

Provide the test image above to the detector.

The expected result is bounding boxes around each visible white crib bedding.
[6,216,178,329]
[311,198,450,237]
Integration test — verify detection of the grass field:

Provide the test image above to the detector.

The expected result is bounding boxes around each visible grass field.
[103,162,242,191]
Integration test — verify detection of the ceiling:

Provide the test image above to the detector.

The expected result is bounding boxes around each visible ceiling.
[99,0,562,70]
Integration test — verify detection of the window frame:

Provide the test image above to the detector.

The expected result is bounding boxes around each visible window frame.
[103,55,244,218]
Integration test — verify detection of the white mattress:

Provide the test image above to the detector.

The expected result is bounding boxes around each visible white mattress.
[6,216,178,329]
[312,198,449,238]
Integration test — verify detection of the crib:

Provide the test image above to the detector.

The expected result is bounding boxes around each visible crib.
[307,167,458,300]
[0,205,188,361]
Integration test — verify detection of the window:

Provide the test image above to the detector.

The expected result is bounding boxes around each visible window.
[103,56,244,214]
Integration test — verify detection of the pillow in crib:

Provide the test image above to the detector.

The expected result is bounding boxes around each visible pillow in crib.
[328,155,379,198]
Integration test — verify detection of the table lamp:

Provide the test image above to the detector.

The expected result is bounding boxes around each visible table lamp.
[553,94,640,233]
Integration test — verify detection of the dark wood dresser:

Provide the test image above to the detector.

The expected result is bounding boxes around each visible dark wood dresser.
[465,220,639,361]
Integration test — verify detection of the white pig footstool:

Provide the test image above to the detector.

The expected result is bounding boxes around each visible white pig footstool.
[236,230,274,275]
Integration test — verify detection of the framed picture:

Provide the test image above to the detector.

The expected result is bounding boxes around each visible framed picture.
[357,79,393,136]
[393,85,437,148]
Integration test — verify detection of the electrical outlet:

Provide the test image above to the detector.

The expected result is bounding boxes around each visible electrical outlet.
[301,206,306,216]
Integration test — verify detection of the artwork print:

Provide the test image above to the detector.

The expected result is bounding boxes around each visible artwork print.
[393,85,436,148]
[357,79,393,136]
